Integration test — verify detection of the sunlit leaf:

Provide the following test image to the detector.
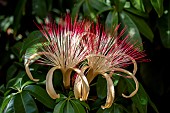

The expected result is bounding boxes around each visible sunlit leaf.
[130,0,145,12]
[0,93,16,113]
[64,100,74,113]
[24,85,55,109]
[3,97,15,113]
[150,0,164,17]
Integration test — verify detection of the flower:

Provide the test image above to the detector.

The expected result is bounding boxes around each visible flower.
[25,13,148,109]
[25,14,90,100]
[81,23,148,109]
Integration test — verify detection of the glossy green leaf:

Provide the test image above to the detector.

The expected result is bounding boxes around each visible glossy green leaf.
[96,75,107,99]
[150,0,164,17]
[70,100,86,113]
[130,0,145,12]
[24,85,55,109]
[124,7,149,18]
[71,0,85,20]
[3,97,15,113]
[0,93,16,113]
[14,91,38,113]
[142,0,152,13]
[83,1,97,22]
[125,79,148,113]
[53,100,66,113]
[13,0,27,35]
[11,30,44,60]
[157,11,170,48]
[75,99,90,110]
[64,100,74,113]
[125,11,154,42]
[105,10,118,34]
[6,63,18,82]
[119,11,143,50]
[89,0,109,11]
[32,0,47,18]
[113,0,126,12]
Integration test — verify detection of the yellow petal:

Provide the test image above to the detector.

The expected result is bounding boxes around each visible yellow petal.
[101,73,115,109]
[46,67,60,99]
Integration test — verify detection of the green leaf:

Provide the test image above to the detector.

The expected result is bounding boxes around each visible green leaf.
[75,99,90,110]
[70,100,86,113]
[150,0,164,17]
[125,79,148,113]
[130,0,145,12]
[14,91,38,113]
[157,11,170,48]
[113,0,126,12]
[32,0,48,18]
[125,11,154,42]
[24,85,55,109]
[0,93,16,113]
[13,0,27,35]
[3,96,15,113]
[6,63,18,82]
[11,30,45,60]
[96,75,107,99]
[83,1,97,22]
[105,10,118,34]
[53,100,66,113]
[71,0,85,20]
[89,0,109,11]
[142,0,152,13]
[119,11,143,50]
[64,100,74,113]
[124,7,149,18]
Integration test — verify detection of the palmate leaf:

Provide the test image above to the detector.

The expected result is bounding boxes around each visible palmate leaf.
[96,75,107,99]
[53,94,88,113]
[14,91,38,113]
[24,85,55,109]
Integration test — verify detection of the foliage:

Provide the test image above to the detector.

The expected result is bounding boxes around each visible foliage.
[0,0,169,113]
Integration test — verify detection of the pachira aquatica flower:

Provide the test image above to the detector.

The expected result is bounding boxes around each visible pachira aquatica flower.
[25,13,148,109]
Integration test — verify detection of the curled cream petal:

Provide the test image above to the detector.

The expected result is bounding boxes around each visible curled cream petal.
[71,68,90,101]
[101,73,115,109]
[74,75,82,99]
[25,52,56,82]
[112,67,139,98]
[46,66,60,99]
[25,53,40,82]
